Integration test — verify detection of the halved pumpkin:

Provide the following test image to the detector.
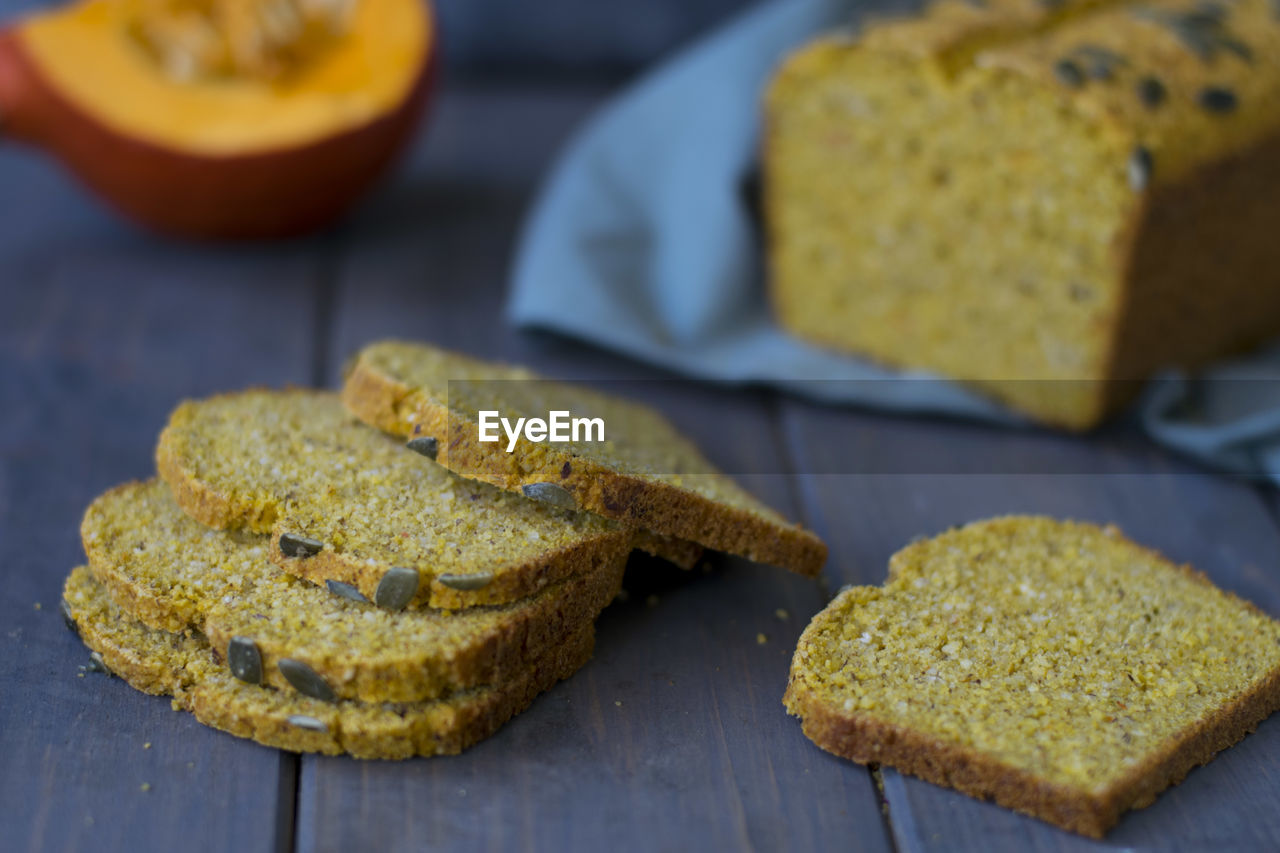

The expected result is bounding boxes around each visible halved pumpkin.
[0,0,434,238]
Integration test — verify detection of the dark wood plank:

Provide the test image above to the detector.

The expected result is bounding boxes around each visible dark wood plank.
[0,156,325,851]
[781,401,1280,851]
[296,84,890,852]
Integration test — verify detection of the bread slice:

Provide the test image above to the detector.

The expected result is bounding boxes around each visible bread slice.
[82,479,623,703]
[341,340,826,576]
[156,388,633,609]
[785,517,1280,837]
[62,567,591,759]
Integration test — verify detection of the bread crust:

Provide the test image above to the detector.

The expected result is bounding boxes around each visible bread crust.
[785,665,1280,838]
[785,518,1280,837]
[342,346,827,577]
[82,480,624,703]
[63,566,593,759]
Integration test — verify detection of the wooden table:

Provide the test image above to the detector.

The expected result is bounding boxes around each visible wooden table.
[2,80,1279,853]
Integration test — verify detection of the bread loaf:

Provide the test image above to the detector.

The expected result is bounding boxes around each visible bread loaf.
[765,0,1280,427]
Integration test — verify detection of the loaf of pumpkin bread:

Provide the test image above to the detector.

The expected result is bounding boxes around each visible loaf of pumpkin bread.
[765,0,1280,428]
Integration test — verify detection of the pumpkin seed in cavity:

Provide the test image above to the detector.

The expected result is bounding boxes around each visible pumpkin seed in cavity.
[521,482,577,510]
[278,658,336,701]
[279,532,323,559]
[1135,8,1252,63]
[406,436,438,461]
[1128,146,1153,191]
[326,579,370,604]
[375,567,420,610]
[1073,46,1126,80]
[287,715,328,733]
[228,636,263,685]
[1053,59,1085,88]
[1198,86,1237,113]
[1137,77,1166,108]
[438,572,494,591]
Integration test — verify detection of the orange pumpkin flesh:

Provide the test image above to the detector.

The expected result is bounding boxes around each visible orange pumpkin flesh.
[0,0,434,239]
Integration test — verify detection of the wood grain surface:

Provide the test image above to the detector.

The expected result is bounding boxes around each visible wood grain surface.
[1,79,1278,853]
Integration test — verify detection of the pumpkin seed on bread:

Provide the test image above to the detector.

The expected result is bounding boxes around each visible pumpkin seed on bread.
[82,479,624,703]
[341,339,827,576]
[155,388,632,609]
[62,566,593,759]
[785,517,1280,837]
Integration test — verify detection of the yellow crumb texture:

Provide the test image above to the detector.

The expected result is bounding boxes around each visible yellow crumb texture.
[155,388,630,608]
[766,0,1280,428]
[61,566,594,760]
[80,480,624,703]
[786,517,1280,834]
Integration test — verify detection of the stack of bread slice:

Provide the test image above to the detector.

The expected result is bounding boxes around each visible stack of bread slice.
[62,341,826,758]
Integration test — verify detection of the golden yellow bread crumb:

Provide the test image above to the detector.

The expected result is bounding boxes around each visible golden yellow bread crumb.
[341,340,827,576]
[156,388,632,608]
[81,479,623,703]
[785,516,1280,837]
[62,567,594,760]
[766,0,1280,428]
[80,479,619,696]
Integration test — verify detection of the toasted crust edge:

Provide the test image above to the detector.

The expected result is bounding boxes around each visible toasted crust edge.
[342,349,827,576]
[784,665,1280,838]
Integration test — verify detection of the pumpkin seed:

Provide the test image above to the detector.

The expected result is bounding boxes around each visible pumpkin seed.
[1073,46,1127,80]
[326,579,370,604]
[85,651,114,676]
[1193,1,1227,21]
[1198,86,1238,113]
[521,482,577,510]
[60,598,80,638]
[278,658,336,701]
[375,567,419,611]
[1053,59,1085,88]
[1135,7,1252,63]
[228,636,263,685]
[279,532,323,559]
[437,572,494,591]
[1136,76,1166,108]
[1128,146,1153,191]
[287,714,328,733]
[406,436,438,461]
